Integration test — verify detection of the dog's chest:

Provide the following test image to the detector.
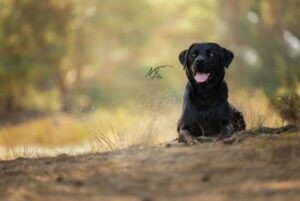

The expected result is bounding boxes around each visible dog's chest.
[190,106,220,135]
[196,107,218,123]
[185,101,218,124]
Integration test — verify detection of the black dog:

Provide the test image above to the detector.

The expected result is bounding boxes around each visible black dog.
[177,42,246,144]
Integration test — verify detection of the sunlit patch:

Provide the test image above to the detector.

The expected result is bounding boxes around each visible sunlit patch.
[247,11,259,24]
[240,180,300,192]
[0,94,180,160]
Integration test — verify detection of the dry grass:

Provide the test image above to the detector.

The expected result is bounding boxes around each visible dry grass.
[0,89,285,160]
[230,89,283,128]
[0,114,90,147]
[84,94,179,152]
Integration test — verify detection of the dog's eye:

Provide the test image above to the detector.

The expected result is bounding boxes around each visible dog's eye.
[208,52,215,57]
[191,52,198,58]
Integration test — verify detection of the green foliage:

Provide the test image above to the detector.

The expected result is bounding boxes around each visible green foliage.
[272,89,300,124]
[0,0,71,113]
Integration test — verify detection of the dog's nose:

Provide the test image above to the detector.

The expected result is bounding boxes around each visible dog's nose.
[195,58,205,64]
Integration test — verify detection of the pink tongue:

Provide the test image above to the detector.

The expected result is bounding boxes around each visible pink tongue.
[194,73,210,83]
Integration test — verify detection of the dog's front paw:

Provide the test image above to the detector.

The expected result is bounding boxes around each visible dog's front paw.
[185,136,199,145]
[178,130,199,145]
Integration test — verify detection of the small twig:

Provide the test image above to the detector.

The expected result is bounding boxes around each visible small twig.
[234,124,299,136]
[222,124,300,144]
[170,124,300,145]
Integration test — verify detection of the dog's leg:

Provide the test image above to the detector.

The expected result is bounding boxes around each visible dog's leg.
[219,119,235,138]
[232,109,246,131]
[178,129,199,145]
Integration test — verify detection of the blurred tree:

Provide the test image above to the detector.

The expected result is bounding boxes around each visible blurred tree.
[220,0,300,123]
[0,0,94,113]
[0,0,298,123]
[0,0,157,114]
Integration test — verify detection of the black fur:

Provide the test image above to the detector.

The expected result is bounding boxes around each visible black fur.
[177,42,246,144]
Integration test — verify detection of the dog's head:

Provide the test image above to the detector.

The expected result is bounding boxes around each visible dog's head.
[179,43,234,87]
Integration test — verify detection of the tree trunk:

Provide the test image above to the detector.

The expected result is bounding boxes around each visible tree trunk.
[53,61,71,112]
[220,0,240,45]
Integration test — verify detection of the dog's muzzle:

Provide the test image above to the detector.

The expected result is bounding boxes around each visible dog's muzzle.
[192,56,212,83]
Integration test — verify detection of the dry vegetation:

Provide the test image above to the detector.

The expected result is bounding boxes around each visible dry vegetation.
[0,89,285,160]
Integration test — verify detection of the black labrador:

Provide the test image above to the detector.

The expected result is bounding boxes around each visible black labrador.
[177,42,246,144]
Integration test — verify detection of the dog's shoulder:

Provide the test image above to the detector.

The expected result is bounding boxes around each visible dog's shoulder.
[213,81,229,99]
[184,82,194,93]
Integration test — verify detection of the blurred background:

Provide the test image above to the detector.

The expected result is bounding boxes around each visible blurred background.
[0,0,299,159]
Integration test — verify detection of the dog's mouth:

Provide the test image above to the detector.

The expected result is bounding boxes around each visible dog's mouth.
[194,72,211,83]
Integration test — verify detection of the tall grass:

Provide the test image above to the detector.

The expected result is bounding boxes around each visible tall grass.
[0,89,284,159]
[230,89,283,128]
[83,93,179,152]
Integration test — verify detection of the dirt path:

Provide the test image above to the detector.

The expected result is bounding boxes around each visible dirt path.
[1,128,300,201]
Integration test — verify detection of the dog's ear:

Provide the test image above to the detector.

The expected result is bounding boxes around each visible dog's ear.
[179,43,197,70]
[179,49,187,69]
[221,48,234,68]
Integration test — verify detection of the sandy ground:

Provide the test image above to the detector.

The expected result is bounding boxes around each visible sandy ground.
[0,127,300,201]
